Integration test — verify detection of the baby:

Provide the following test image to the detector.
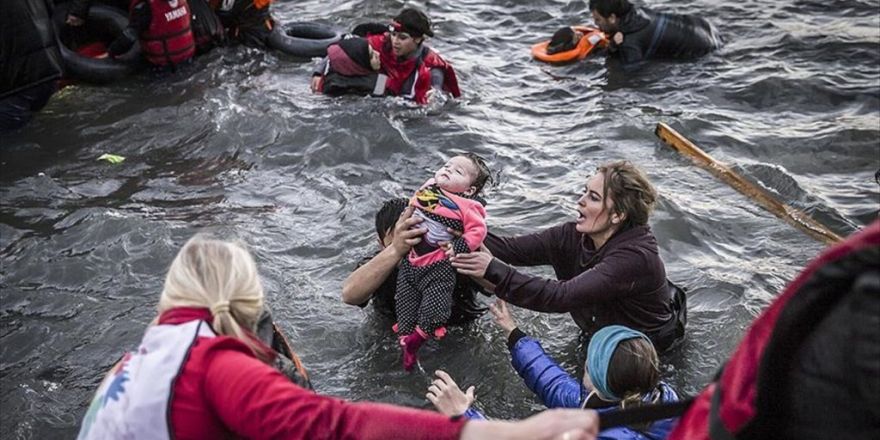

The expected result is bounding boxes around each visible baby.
[317,36,385,96]
[395,153,491,371]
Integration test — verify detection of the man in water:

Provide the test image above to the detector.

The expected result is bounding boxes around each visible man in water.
[589,0,721,67]
[341,198,488,325]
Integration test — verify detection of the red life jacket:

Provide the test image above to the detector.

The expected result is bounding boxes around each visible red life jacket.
[667,220,880,439]
[366,33,461,105]
[136,0,196,66]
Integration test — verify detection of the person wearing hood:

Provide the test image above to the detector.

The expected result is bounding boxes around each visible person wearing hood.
[589,0,720,68]
[313,37,383,96]
[311,7,460,104]
[450,161,685,352]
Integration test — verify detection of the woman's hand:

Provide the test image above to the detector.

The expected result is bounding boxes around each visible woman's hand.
[390,206,426,258]
[450,251,493,278]
[612,32,623,45]
[489,299,517,337]
[426,370,475,416]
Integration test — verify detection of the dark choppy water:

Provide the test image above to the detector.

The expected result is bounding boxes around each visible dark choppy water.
[2,0,878,437]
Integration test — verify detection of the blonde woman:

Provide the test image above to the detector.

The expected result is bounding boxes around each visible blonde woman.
[77,234,600,440]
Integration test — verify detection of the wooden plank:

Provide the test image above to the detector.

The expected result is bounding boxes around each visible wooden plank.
[654,122,842,245]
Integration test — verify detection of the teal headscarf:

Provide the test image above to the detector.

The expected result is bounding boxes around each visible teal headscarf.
[586,325,651,401]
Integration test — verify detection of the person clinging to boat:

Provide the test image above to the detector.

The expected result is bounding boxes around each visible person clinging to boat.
[588,0,721,67]
[451,161,687,352]
[395,153,492,371]
[311,7,461,104]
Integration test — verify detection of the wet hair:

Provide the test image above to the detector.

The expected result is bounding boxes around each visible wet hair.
[462,152,493,196]
[596,160,657,230]
[547,27,578,54]
[606,337,660,418]
[588,0,632,18]
[392,7,434,38]
[158,234,270,362]
[375,198,408,242]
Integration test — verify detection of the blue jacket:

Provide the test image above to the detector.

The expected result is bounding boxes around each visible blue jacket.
[464,332,679,440]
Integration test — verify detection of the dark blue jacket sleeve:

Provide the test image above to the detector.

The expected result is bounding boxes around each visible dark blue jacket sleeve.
[510,335,585,409]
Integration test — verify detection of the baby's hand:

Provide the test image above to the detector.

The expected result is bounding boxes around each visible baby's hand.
[442,242,455,258]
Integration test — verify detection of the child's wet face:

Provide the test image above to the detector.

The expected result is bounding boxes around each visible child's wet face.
[368,46,381,71]
[434,156,478,194]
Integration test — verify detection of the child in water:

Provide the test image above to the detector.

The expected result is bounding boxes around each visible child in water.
[315,36,385,96]
[395,153,492,371]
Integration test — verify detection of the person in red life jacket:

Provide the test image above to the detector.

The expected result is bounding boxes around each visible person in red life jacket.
[64,0,222,54]
[311,7,461,105]
[313,37,384,96]
[209,0,274,47]
[76,233,602,440]
[105,0,196,67]
[667,221,879,440]
[428,302,680,439]
[450,161,686,353]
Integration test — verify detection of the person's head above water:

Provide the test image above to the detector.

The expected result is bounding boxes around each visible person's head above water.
[585,325,660,404]
[158,234,270,360]
[389,7,433,58]
[433,153,492,197]
[547,27,583,55]
[327,37,381,76]
[589,0,633,34]
[576,160,657,242]
[375,197,409,246]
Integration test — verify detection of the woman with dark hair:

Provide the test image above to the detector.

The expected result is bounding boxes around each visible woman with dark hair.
[451,161,685,351]
[428,302,679,440]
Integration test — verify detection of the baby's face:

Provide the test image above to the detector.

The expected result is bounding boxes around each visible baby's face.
[434,156,478,194]
[368,46,381,71]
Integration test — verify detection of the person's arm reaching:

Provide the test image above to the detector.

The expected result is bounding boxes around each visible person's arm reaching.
[482,246,648,312]
[206,347,599,440]
[341,206,425,305]
[205,348,466,439]
[490,299,584,408]
[508,332,585,409]
[484,224,568,267]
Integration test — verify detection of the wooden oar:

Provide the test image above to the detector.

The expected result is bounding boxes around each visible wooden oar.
[654,122,842,245]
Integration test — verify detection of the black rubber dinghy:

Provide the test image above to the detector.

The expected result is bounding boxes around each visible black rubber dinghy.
[53,4,143,84]
[268,22,343,58]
